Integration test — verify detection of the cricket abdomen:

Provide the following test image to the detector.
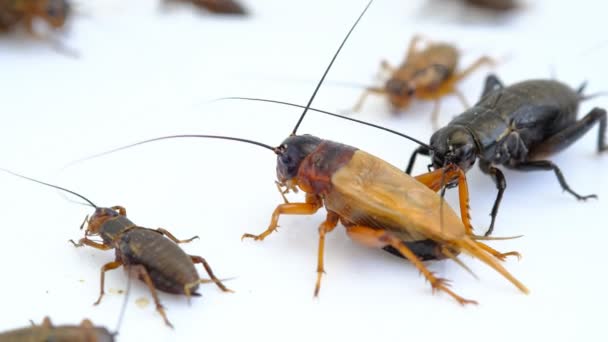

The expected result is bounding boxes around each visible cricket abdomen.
[118,229,200,295]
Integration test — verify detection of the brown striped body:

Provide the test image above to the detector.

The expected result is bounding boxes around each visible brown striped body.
[0,317,114,342]
[116,228,200,295]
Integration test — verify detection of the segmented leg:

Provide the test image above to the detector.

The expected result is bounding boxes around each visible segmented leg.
[415,166,474,235]
[242,193,323,241]
[94,260,123,305]
[345,226,477,305]
[314,212,340,297]
[129,264,173,328]
[405,146,431,174]
[529,107,608,156]
[156,228,199,244]
[190,256,234,293]
[352,87,387,112]
[454,56,495,82]
[512,160,596,200]
[69,238,112,250]
[479,160,506,236]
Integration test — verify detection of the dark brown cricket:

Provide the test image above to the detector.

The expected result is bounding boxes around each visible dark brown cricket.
[0,317,114,342]
[0,169,233,329]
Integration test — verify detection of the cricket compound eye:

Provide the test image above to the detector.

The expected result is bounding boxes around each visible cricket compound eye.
[276,135,323,182]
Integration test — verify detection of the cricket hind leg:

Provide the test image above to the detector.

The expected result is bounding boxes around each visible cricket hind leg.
[129,264,173,328]
[511,160,596,200]
[345,226,477,305]
[189,255,234,293]
[529,107,607,155]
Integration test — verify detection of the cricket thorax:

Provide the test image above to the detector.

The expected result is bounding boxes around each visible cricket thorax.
[295,140,357,195]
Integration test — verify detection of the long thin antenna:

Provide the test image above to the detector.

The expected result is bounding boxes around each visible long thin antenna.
[0,168,97,208]
[292,0,374,135]
[66,135,277,167]
[216,96,432,149]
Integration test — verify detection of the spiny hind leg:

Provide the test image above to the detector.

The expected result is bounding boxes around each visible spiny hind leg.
[414,166,475,235]
[242,193,323,241]
[129,264,173,328]
[189,255,234,293]
[345,226,477,305]
[314,211,340,297]
[512,160,596,200]
[529,107,607,155]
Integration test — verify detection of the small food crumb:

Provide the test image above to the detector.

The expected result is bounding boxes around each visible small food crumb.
[109,288,125,294]
[136,297,150,308]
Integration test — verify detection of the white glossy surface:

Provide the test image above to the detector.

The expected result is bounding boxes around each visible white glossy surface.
[0,0,607,341]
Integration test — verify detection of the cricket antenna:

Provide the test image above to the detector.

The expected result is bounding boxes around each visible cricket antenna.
[0,168,98,208]
[291,0,374,135]
[215,96,432,149]
[66,135,278,168]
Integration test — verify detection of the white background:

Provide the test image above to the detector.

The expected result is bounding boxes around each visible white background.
[1,0,607,341]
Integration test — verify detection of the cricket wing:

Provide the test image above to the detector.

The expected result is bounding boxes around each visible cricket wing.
[327,150,465,241]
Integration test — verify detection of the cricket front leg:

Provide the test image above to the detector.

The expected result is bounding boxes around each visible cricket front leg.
[415,166,475,235]
[242,193,323,241]
[314,211,340,297]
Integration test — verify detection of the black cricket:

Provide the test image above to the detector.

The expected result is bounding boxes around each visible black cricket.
[405,74,607,235]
